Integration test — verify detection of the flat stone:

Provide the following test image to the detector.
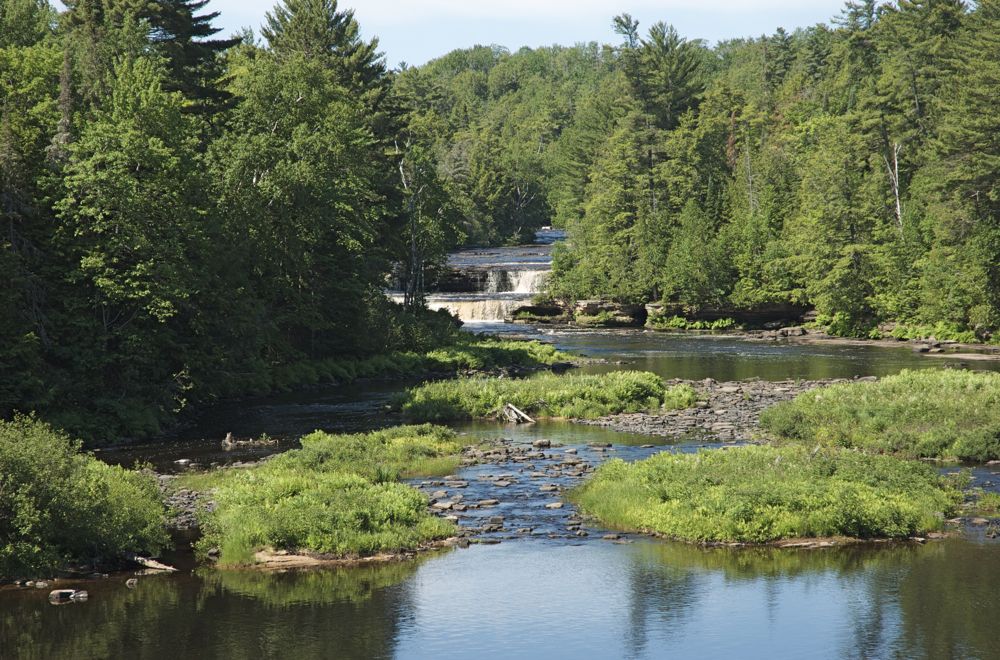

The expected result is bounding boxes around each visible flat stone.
[478,499,500,507]
[545,502,564,510]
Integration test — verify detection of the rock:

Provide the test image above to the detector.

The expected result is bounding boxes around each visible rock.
[602,534,621,541]
[125,578,139,589]
[34,581,49,589]
[494,480,513,488]
[532,439,551,448]
[48,590,76,601]
[545,502,564,510]
[539,485,558,492]
[478,499,499,507]
[431,490,448,499]
[174,459,191,465]
[432,501,453,510]
[488,516,505,525]
[564,448,578,455]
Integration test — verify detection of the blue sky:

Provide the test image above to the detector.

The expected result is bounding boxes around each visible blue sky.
[183,1,851,66]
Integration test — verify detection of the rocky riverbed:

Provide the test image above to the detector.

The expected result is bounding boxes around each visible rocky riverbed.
[577,377,871,442]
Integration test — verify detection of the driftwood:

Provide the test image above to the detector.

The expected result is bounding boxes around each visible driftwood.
[499,403,535,424]
[124,553,178,573]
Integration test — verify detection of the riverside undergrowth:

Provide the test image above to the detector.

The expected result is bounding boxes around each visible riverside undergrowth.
[571,445,962,544]
[191,425,462,567]
[397,371,697,422]
[0,416,168,579]
[760,369,1000,462]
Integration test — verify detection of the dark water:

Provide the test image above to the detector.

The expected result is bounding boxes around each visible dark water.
[5,327,1000,658]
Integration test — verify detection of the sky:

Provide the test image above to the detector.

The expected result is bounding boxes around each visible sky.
[142,1,853,66]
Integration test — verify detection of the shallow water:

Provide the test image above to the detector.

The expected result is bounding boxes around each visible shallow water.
[7,308,1000,657]
[5,537,999,660]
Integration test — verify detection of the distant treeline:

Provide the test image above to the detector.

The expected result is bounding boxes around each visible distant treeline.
[3,0,1000,439]
[402,1,1000,340]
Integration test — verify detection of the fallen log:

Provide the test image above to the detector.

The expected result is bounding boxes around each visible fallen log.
[124,553,178,573]
[500,403,535,424]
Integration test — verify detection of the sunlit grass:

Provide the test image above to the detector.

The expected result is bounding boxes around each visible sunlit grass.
[760,369,1000,462]
[571,445,961,544]
[398,371,696,422]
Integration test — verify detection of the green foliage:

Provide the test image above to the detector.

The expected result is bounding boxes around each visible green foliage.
[193,425,460,566]
[398,371,695,421]
[545,4,1000,338]
[647,315,737,331]
[760,369,1000,461]
[0,415,168,579]
[974,492,1000,516]
[572,445,960,543]
[886,322,979,344]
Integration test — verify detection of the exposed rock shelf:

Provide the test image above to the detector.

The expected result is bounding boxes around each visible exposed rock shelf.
[577,377,871,442]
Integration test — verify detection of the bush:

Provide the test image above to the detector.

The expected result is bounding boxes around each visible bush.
[571,445,960,543]
[398,371,696,422]
[0,416,168,579]
[760,369,1000,461]
[193,425,461,566]
[887,322,980,344]
[647,315,737,331]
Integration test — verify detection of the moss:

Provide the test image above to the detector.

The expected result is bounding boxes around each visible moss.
[571,445,960,544]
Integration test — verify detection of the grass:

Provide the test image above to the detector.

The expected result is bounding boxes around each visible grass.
[0,415,168,579]
[570,445,961,544]
[972,492,1000,517]
[191,425,462,567]
[397,371,697,422]
[759,369,1000,462]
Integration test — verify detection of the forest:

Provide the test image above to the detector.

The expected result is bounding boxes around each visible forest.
[3,0,1000,441]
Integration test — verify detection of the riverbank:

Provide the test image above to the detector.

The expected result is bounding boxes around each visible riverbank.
[577,377,850,442]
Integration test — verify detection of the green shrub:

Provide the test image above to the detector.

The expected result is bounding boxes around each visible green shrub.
[571,445,960,543]
[0,416,168,579]
[647,315,737,331]
[888,322,979,344]
[398,371,695,421]
[760,369,1000,462]
[193,425,461,566]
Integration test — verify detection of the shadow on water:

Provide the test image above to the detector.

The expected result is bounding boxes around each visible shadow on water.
[1,560,425,660]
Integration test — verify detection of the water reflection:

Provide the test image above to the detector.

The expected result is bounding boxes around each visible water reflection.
[1,561,422,660]
[3,540,999,659]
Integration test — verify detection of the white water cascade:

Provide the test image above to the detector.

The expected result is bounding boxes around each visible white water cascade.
[389,230,563,323]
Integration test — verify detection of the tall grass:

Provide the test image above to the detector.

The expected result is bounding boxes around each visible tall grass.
[193,425,461,566]
[571,445,960,544]
[398,371,696,422]
[760,369,1000,462]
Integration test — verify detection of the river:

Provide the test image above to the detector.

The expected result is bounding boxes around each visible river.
[3,234,1000,659]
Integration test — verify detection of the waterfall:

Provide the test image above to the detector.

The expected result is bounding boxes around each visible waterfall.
[388,230,560,323]
[426,297,528,322]
[509,270,548,294]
